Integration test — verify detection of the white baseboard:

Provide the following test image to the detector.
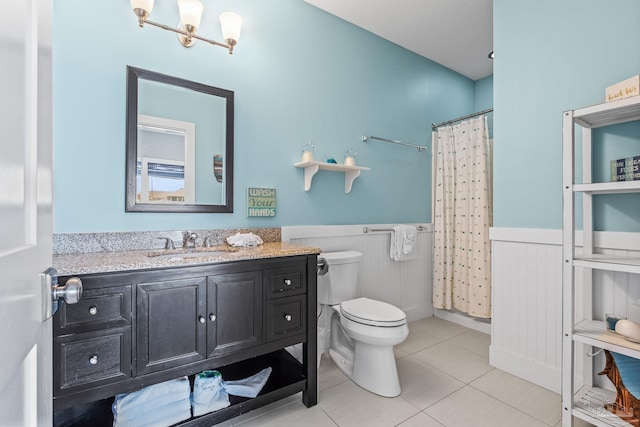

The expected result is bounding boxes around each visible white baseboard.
[489,345,560,394]
[433,308,491,335]
[405,305,433,323]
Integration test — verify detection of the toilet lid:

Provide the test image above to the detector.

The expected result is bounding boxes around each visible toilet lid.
[340,297,407,327]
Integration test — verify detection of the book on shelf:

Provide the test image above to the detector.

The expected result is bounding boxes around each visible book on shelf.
[610,156,640,181]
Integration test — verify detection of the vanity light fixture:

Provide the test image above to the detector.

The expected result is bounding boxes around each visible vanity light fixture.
[130,0,242,54]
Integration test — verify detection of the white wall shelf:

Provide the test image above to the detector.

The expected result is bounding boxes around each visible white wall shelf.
[562,96,640,426]
[294,160,370,193]
[574,181,640,194]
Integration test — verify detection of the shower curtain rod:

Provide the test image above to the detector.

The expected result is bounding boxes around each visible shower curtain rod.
[361,135,427,151]
[431,108,494,131]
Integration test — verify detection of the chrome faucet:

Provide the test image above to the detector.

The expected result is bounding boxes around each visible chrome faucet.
[203,236,215,248]
[158,237,176,250]
[183,231,198,250]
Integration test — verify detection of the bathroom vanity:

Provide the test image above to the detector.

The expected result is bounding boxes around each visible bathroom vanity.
[52,242,319,426]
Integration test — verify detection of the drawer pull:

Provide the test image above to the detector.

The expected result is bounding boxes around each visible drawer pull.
[199,316,206,324]
[89,355,98,365]
[89,306,98,316]
[284,314,292,322]
[209,314,216,322]
[284,279,292,286]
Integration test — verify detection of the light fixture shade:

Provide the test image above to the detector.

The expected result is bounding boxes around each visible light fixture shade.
[178,0,204,29]
[220,12,242,42]
[131,0,155,14]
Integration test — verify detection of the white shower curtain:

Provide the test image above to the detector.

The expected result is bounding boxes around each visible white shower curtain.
[432,115,492,318]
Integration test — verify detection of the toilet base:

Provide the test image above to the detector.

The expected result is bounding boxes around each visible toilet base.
[329,348,354,377]
[329,340,401,397]
[328,315,403,397]
[352,341,401,397]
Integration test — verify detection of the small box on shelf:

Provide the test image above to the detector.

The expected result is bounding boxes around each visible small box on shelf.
[606,75,640,103]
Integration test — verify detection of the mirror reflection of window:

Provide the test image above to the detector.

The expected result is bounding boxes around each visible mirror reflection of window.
[136,115,195,204]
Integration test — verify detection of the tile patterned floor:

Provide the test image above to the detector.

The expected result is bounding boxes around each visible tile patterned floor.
[219,317,593,427]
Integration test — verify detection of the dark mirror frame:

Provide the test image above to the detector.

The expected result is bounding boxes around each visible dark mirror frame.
[125,66,234,213]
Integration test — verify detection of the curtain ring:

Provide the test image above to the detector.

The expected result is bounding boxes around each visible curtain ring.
[587,347,603,357]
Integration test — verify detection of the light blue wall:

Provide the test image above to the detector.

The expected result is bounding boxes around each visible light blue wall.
[474,75,493,112]
[53,0,475,233]
[494,0,640,230]
[474,75,493,137]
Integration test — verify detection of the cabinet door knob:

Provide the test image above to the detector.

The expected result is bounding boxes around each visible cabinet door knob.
[209,314,216,322]
[199,316,206,324]
[284,279,292,286]
[89,355,98,365]
[89,306,98,316]
[284,314,292,322]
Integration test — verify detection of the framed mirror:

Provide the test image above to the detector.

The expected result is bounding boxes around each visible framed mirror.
[126,66,234,213]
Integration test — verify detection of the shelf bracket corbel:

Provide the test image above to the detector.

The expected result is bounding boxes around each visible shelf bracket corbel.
[303,164,319,191]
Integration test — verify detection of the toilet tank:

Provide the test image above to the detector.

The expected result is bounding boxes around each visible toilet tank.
[317,250,362,305]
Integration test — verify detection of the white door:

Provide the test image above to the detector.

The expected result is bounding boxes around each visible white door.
[0,0,54,426]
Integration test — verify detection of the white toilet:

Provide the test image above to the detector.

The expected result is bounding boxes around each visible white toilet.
[318,250,409,397]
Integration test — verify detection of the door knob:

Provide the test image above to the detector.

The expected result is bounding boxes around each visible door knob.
[42,268,83,320]
[284,314,292,322]
[209,314,216,322]
[52,277,83,305]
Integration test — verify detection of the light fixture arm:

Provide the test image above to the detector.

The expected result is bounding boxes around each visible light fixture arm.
[140,18,234,53]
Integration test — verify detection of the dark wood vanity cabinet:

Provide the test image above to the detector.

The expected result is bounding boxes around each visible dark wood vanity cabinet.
[207,270,263,358]
[136,277,208,375]
[53,254,317,427]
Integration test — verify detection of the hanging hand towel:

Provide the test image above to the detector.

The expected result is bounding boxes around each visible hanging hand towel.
[390,225,417,261]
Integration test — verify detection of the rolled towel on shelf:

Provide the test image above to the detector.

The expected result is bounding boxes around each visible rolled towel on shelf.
[191,371,230,417]
[191,367,273,417]
[390,225,417,261]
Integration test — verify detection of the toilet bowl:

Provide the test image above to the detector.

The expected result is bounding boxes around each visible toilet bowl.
[317,251,409,397]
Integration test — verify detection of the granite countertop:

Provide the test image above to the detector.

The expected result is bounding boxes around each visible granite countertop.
[53,242,321,276]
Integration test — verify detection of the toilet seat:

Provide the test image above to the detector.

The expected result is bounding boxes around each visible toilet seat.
[339,297,406,327]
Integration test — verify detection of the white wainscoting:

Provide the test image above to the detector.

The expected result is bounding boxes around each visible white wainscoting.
[490,227,640,394]
[282,224,433,322]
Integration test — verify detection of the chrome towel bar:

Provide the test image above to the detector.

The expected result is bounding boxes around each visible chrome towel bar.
[362,226,429,234]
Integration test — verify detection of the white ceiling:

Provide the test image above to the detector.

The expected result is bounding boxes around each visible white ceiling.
[304,0,493,81]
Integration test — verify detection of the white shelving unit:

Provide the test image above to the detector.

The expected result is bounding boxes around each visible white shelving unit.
[562,96,640,426]
[294,160,370,193]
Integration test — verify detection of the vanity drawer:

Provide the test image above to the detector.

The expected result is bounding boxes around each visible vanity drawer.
[266,295,306,342]
[265,261,306,298]
[56,285,132,333]
[54,327,131,395]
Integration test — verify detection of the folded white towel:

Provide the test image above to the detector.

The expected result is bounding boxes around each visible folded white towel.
[224,367,272,398]
[112,377,191,427]
[226,232,264,247]
[390,225,417,261]
[113,397,191,427]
